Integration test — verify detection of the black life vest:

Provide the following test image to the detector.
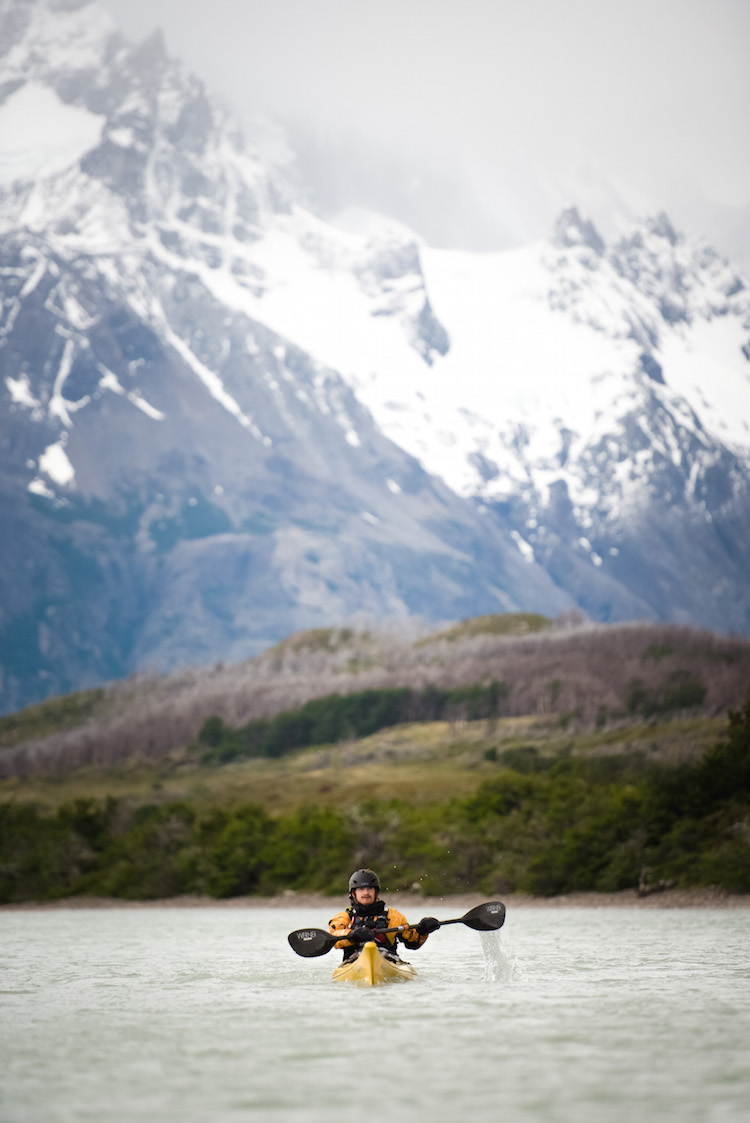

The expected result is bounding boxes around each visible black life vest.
[343,901,393,960]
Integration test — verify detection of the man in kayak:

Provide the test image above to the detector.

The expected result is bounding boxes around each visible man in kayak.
[329,868,440,961]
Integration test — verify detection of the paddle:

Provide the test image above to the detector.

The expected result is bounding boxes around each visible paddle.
[287,900,506,958]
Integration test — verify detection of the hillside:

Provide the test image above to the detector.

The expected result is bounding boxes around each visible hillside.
[2,614,749,778]
[1,615,749,904]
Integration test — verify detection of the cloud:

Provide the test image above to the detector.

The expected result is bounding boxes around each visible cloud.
[101,0,750,257]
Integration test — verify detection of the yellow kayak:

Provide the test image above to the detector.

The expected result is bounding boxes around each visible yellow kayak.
[331,941,418,986]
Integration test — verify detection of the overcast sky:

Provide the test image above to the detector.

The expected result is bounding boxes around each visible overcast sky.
[100,0,750,261]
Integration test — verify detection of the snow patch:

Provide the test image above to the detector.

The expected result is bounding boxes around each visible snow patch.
[6,374,38,408]
[661,317,750,450]
[510,530,535,563]
[0,83,105,187]
[98,367,164,419]
[98,368,122,394]
[108,127,135,148]
[48,339,76,427]
[39,441,75,487]
[165,328,271,444]
[28,478,55,499]
[129,392,164,420]
[20,255,47,299]
[578,537,603,566]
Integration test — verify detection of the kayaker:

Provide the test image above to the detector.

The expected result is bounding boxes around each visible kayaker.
[329,868,440,961]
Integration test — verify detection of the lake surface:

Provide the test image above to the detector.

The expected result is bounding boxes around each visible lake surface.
[2,906,748,1122]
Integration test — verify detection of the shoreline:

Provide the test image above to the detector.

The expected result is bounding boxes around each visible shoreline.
[1,887,748,911]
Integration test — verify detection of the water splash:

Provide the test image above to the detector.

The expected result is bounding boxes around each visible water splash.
[480,929,515,983]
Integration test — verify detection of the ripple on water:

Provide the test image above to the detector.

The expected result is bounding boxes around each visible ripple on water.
[1,906,748,1123]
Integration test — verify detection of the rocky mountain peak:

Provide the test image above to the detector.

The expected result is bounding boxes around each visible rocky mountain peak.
[644,211,678,245]
[552,205,605,257]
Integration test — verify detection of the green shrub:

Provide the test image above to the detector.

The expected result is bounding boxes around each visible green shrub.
[201,681,508,764]
[198,716,225,748]
[500,745,547,773]
[626,674,707,717]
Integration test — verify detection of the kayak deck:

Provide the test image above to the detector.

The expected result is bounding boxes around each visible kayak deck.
[331,941,418,986]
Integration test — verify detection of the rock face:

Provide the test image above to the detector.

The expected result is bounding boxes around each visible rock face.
[1,0,749,713]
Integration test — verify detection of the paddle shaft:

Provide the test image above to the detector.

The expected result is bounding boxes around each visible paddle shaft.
[288,901,505,956]
[344,901,505,939]
[344,914,489,939]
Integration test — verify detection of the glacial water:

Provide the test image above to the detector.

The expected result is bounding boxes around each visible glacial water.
[1,906,748,1123]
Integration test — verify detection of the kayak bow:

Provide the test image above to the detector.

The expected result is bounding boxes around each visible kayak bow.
[331,941,418,987]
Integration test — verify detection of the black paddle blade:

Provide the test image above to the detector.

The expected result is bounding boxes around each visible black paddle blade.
[288,928,338,958]
[461,901,506,931]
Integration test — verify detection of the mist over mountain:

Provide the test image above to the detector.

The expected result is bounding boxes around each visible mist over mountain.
[98,0,750,274]
[1,0,749,715]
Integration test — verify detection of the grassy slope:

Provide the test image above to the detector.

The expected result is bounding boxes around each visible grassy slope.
[0,712,727,816]
[1,614,747,829]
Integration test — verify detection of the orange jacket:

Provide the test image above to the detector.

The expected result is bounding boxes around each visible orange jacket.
[329,905,428,954]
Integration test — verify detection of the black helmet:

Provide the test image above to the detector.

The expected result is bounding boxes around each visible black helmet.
[348,868,380,894]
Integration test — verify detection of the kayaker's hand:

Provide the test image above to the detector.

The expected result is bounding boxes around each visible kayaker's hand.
[415,916,440,935]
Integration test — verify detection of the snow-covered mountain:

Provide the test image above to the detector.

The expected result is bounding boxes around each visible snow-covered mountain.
[252,201,750,632]
[1,0,749,713]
